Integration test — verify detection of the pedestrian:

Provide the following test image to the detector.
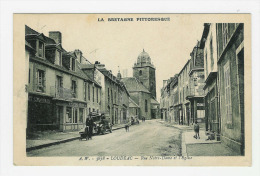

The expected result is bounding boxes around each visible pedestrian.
[88,115,94,139]
[85,117,91,140]
[193,121,200,139]
[125,119,130,132]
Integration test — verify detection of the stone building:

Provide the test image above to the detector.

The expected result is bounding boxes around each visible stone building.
[133,49,157,98]
[160,75,178,123]
[177,60,191,125]
[186,42,205,125]
[25,25,101,132]
[170,76,179,123]
[82,61,130,125]
[200,23,220,138]
[216,23,244,155]
[128,97,140,118]
[122,50,159,120]
[121,77,152,120]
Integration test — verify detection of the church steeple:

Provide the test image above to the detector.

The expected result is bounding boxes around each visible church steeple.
[132,49,156,98]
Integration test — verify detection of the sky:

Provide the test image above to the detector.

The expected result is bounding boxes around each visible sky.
[23,14,205,101]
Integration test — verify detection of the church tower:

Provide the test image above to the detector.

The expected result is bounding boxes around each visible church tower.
[133,49,156,98]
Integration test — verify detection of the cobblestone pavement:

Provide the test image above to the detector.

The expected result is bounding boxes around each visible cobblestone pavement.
[27,120,182,156]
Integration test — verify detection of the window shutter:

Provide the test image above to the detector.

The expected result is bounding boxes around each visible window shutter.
[43,72,46,92]
[61,77,63,87]
[35,70,38,91]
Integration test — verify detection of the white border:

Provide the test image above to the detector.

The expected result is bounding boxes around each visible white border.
[1,0,260,176]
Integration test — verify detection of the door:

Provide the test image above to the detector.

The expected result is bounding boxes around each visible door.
[57,106,63,131]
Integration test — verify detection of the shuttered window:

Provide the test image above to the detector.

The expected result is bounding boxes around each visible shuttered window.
[224,61,232,124]
[36,69,45,92]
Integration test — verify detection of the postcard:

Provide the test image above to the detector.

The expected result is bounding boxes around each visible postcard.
[13,14,251,166]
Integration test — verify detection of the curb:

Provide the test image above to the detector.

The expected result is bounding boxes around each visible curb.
[26,136,79,152]
[26,126,126,152]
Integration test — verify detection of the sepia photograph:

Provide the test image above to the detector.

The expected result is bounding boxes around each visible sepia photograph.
[13,13,251,166]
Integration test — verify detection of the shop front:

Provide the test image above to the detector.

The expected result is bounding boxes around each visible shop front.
[27,93,55,132]
[54,100,87,132]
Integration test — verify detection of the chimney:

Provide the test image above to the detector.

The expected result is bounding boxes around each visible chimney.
[94,61,105,69]
[49,31,62,44]
[74,49,82,63]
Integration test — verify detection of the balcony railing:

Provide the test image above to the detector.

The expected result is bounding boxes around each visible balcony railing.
[50,86,73,100]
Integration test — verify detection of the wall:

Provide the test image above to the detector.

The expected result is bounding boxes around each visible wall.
[217,23,244,154]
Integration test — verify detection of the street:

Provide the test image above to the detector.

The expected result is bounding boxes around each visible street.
[27,120,182,156]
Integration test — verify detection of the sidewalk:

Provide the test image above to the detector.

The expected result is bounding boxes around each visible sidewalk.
[26,123,125,152]
[158,120,240,156]
[182,130,240,156]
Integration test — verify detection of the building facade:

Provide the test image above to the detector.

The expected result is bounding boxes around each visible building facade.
[216,23,245,155]
[82,61,130,125]
[201,23,220,138]
[26,25,101,132]
[178,60,191,125]
[186,42,205,125]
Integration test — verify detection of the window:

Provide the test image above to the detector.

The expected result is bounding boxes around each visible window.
[224,61,232,124]
[145,99,148,112]
[73,108,78,123]
[93,86,95,102]
[66,107,72,123]
[114,91,116,104]
[139,70,142,76]
[56,50,62,66]
[56,76,63,88]
[38,41,44,58]
[29,69,30,83]
[111,89,113,103]
[222,23,229,49]
[71,58,76,71]
[79,108,84,123]
[36,69,45,92]
[84,82,87,101]
[88,84,90,100]
[210,38,214,70]
[71,80,77,98]
[56,76,63,96]
[205,50,208,76]
[108,88,110,102]
[96,87,99,103]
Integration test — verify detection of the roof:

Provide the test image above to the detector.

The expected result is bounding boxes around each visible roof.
[81,64,95,69]
[121,77,150,94]
[25,25,40,35]
[25,41,35,51]
[137,49,151,64]
[129,98,139,108]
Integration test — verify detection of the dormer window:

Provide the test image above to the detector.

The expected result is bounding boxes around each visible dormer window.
[71,58,76,71]
[56,50,62,66]
[38,40,45,58]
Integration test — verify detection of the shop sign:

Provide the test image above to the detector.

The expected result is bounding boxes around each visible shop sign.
[29,95,51,104]
[68,102,87,108]
[197,103,204,107]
